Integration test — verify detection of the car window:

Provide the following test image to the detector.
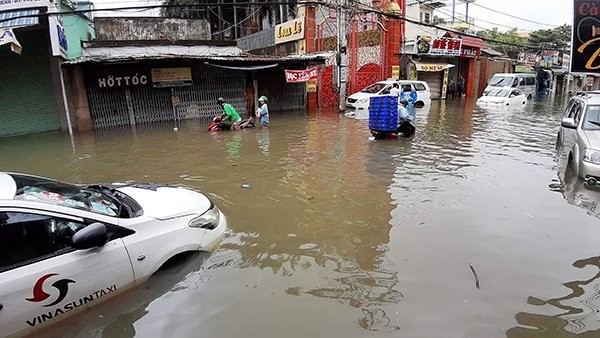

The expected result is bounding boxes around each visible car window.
[512,78,519,87]
[361,83,387,94]
[487,89,510,97]
[380,86,392,95]
[0,212,85,272]
[0,212,124,272]
[526,77,536,85]
[401,84,412,92]
[573,104,583,125]
[489,75,513,87]
[414,83,426,91]
[519,78,526,86]
[583,105,600,130]
[564,100,576,118]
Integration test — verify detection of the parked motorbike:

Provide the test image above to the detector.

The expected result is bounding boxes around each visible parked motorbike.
[207,115,255,131]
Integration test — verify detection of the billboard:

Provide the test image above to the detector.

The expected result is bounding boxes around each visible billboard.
[572,0,600,72]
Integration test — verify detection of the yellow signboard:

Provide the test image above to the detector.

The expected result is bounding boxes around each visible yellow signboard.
[275,17,305,45]
[391,65,400,79]
[307,82,317,92]
[412,62,454,72]
[151,67,192,88]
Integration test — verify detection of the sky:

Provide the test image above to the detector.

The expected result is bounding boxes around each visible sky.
[92,0,573,33]
[438,0,572,32]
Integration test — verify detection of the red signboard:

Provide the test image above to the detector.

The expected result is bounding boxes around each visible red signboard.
[285,67,318,83]
[430,37,462,56]
[460,46,480,58]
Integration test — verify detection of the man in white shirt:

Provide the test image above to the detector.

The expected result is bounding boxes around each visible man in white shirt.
[389,83,400,97]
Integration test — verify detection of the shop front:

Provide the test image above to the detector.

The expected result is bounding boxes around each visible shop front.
[69,47,325,130]
[444,32,486,99]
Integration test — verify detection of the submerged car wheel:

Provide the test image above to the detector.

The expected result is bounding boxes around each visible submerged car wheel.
[565,155,578,184]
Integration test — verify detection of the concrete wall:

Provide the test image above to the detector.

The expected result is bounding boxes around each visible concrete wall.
[94,17,211,41]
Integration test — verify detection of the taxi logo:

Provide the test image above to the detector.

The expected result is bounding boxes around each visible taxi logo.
[26,273,75,307]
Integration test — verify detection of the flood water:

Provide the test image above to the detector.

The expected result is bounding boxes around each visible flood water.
[5,95,600,337]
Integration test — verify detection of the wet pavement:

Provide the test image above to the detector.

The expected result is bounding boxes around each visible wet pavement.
[4,95,600,337]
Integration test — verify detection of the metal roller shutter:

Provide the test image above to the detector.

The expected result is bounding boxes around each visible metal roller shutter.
[0,29,59,137]
[86,63,246,128]
[418,71,444,100]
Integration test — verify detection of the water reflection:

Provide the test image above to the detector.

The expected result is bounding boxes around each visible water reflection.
[507,255,600,337]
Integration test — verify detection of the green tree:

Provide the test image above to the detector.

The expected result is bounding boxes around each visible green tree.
[528,24,571,50]
[476,28,527,59]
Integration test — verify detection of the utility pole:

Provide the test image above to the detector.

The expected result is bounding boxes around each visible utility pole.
[336,0,348,111]
[452,0,455,23]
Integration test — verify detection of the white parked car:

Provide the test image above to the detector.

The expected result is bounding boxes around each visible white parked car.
[346,80,432,111]
[0,172,227,337]
[476,88,527,108]
[483,73,537,100]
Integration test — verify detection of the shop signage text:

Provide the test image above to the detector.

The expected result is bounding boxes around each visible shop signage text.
[572,0,600,72]
[285,67,317,83]
[275,17,304,45]
[95,68,151,89]
[414,63,449,72]
[460,47,479,58]
[49,15,67,59]
[415,36,462,56]
[151,67,192,88]
[430,37,462,56]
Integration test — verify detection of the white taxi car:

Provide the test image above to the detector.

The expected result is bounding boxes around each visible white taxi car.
[346,80,432,111]
[0,172,227,337]
[476,88,527,108]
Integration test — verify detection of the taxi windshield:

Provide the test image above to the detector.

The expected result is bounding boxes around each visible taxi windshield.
[10,174,121,217]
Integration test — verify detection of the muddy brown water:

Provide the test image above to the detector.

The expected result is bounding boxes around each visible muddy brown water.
[4,96,600,337]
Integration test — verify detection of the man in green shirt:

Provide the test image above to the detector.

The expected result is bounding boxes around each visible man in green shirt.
[218,97,241,130]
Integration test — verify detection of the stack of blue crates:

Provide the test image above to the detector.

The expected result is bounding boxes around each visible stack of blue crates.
[368,96,398,132]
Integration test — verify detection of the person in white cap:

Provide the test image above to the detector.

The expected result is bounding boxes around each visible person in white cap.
[256,95,269,128]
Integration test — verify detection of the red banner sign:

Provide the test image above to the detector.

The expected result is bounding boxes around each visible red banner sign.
[285,67,318,83]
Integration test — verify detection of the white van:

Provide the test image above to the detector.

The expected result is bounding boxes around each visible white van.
[346,80,432,111]
[483,73,537,100]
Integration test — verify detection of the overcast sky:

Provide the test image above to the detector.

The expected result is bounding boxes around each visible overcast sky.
[440,0,572,32]
[93,0,573,32]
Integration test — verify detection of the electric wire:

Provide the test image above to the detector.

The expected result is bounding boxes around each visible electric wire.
[469,2,560,28]
[0,1,549,50]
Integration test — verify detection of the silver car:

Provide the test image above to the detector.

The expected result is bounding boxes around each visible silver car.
[557,92,600,185]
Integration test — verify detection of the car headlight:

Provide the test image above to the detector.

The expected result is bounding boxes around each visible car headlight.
[189,203,221,230]
[583,149,600,164]
[357,98,369,103]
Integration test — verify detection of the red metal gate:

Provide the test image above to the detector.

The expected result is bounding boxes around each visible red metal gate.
[318,66,338,108]
[355,63,382,92]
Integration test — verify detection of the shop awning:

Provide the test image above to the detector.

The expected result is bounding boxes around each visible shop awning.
[205,62,279,70]
[412,60,455,72]
[444,32,487,49]
[0,9,40,29]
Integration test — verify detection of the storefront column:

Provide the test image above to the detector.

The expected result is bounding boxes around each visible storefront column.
[465,58,476,99]
[304,5,318,111]
[384,16,401,79]
[69,65,93,131]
